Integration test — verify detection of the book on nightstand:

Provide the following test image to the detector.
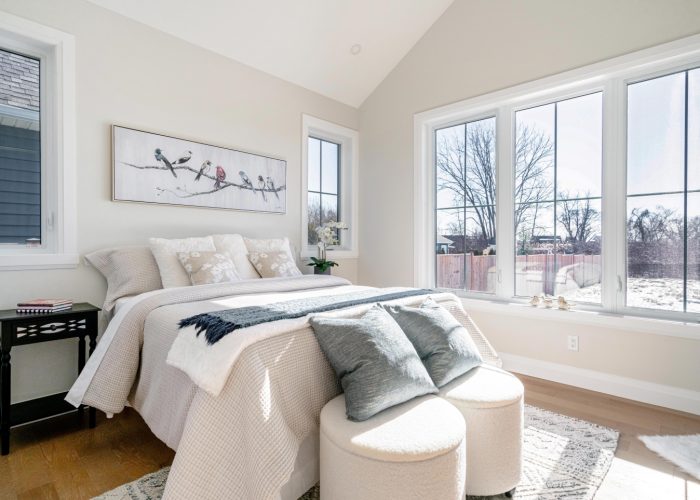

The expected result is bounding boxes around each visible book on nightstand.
[16,299,73,313]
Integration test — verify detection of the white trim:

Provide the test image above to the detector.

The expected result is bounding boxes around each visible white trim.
[414,33,700,325]
[461,297,700,339]
[301,114,359,259]
[501,352,700,416]
[0,12,76,270]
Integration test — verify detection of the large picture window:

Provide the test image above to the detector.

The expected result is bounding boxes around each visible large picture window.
[415,35,700,323]
[435,116,496,293]
[627,69,699,313]
[514,93,602,303]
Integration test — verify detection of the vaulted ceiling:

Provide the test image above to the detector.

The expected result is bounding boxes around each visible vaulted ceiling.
[87,0,454,107]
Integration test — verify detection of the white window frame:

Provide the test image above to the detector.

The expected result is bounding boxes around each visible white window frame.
[415,33,700,327]
[301,114,359,258]
[0,12,76,270]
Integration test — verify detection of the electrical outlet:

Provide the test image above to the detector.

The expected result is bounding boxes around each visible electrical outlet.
[567,335,579,352]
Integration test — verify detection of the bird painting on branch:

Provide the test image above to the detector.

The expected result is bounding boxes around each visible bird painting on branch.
[215,166,226,188]
[172,150,193,166]
[195,160,212,181]
[257,175,267,201]
[154,148,177,177]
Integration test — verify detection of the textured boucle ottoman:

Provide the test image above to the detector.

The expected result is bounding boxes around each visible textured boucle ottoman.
[319,394,466,500]
[439,364,524,497]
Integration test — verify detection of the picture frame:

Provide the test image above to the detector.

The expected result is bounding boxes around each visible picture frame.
[112,125,287,214]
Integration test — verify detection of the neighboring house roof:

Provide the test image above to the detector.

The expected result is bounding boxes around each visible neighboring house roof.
[0,49,39,112]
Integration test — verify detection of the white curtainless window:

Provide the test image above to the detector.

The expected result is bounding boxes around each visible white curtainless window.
[415,35,700,323]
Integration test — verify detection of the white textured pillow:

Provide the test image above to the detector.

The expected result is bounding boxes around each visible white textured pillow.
[149,236,216,288]
[85,246,163,316]
[248,250,302,278]
[211,234,260,280]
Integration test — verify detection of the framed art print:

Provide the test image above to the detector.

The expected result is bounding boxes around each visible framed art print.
[112,126,286,213]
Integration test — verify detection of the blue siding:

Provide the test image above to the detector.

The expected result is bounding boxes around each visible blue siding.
[0,124,40,244]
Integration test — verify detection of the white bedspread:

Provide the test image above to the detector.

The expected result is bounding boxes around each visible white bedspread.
[66,275,500,499]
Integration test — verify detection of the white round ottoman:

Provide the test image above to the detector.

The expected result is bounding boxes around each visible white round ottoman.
[439,364,524,497]
[320,394,466,500]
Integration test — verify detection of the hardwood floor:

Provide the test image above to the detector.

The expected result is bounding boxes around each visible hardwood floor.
[0,375,698,499]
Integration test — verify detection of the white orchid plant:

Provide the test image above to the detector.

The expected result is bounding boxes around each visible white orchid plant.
[309,221,348,273]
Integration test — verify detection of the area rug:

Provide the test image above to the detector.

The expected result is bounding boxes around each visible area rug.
[93,405,618,500]
[640,433,700,481]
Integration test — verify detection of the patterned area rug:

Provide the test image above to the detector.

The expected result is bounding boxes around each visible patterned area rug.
[93,405,618,500]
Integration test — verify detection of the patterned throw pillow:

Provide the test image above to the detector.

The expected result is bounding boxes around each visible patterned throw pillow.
[177,251,240,285]
[248,250,302,278]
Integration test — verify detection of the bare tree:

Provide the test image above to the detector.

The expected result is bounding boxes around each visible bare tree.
[627,206,681,243]
[557,193,600,243]
[436,123,553,243]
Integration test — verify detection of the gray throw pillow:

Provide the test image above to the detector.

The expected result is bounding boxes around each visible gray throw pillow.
[383,298,483,387]
[310,304,437,421]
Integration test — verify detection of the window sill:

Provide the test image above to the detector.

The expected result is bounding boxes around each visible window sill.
[0,253,79,271]
[457,295,700,340]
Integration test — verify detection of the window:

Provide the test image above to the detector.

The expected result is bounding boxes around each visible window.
[415,34,700,323]
[514,93,602,303]
[627,69,699,313]
[0,13,76,270]
[435,116,496,293]
[0,48,41,246]
[307,137,340,246]
[301,115,358,258]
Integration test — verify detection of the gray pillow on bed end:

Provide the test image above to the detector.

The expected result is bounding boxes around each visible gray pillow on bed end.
[310,304,437,422]
[382,298,483,388]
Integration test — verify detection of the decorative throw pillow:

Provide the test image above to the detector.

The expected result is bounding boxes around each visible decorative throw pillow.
[243,237,297,276]
[310,305,438,421]
[210,234,261,280]
[177,251,240,285]
[149,236,216,288]
[382,298,483,387]
[85,246,163,317]
[248,250,302,278]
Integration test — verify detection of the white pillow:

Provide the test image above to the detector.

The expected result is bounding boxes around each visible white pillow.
[211,234,261,280]
[149,236,216,288]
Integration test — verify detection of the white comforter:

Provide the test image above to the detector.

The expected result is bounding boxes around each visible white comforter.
[66,275,499,499]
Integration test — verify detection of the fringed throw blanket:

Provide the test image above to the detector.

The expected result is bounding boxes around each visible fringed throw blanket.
[179,288,433,344]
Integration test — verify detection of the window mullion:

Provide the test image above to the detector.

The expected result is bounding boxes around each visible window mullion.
[496,106,515,300]
[602,78,626,313]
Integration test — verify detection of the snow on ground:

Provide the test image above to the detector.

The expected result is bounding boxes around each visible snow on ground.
[563,278,700,312]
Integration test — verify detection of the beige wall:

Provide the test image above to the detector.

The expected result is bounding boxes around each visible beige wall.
[0,0,358,402]
[358,0,700,393]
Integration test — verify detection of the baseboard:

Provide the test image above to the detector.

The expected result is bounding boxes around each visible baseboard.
[500,353,700,416]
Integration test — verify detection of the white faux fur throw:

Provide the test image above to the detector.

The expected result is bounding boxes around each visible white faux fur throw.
[640,434,700,480]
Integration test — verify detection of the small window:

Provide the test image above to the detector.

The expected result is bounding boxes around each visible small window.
[435,116,497,293]
[514,92,603,304]
[627,68,699,313]
[307,137,340,246]
[0,48,41,246]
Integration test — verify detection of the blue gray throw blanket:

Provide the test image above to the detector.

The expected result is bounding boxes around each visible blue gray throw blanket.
[179,288,433,345]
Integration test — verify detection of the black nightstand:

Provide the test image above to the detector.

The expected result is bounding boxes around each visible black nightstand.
[0,302,100,455]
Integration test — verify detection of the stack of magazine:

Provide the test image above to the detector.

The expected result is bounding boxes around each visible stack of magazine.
[16,299,73,314]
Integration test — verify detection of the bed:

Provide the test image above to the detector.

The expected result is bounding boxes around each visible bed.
[67,274,500,500]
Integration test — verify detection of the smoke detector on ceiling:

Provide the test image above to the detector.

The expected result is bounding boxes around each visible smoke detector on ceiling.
[350,44,362,56]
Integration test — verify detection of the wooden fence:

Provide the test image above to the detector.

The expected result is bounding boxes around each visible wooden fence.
[437,253,602,294]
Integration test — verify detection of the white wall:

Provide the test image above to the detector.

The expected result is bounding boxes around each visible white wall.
[358,0,700,398]
[0,0,358,403]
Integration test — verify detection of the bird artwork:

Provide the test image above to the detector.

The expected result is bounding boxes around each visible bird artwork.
[154,148,177,177]
[257,175,267,201]
[557,296,573,310]
[265,176,279,200]
[215,166,226,188]
[172,150,193,166]
[196,160,212,181]
[239,171,253,190]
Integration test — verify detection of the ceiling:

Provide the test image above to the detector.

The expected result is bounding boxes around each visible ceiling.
[87,0,454,107]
